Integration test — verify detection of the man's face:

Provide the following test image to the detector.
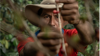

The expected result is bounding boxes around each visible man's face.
[40,9,64,30]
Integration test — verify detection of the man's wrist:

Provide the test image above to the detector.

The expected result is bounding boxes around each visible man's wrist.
[73,19,81,26]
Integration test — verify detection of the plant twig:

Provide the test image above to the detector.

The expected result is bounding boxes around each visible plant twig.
[0,21,19,36]
[6,0,16,10]
[93,41,99,56]
[56,3,67,56]
[0,21,27,41]
[89,0,99,20]
[83,0,93,25]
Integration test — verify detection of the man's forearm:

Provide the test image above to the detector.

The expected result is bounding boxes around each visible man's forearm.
[74,20,95,45]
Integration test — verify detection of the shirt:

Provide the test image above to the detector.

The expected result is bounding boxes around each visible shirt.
[17,28,78,56]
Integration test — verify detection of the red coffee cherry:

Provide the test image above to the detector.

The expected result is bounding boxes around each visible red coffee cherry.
[53,10,59,14]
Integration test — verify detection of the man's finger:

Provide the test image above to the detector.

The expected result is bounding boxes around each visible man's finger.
[55,0,76,3]
[62,15,74,21]
[37,32,63,39]
[61,9,78,16]
[62,2,78,10]
[39,39,61,46]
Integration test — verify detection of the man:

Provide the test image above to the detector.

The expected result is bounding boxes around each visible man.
[17,0,95,56]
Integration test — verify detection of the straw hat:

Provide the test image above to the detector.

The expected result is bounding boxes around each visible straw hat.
[25,0,63,15]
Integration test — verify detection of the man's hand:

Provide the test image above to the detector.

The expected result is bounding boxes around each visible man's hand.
[56,0,94,50]
[37,31,62,55]
[56,0,80,24]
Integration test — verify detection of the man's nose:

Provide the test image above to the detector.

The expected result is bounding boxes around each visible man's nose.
[49,15,56,27]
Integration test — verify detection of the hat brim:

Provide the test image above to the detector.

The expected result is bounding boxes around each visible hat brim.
[26,4,63,9]
[25,4,63,14]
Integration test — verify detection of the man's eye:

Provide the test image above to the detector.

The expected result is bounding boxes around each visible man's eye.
[44,16,50,19]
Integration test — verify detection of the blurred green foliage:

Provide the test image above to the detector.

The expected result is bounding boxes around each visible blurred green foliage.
[0,0,99,56]
[0,0,41,56]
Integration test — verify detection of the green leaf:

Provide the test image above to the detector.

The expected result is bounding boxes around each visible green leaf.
[0,43,3,47]
[2,46,6,53]
[0,39,5,45]
[5,40,9,49]
[19,0,23,3]
[86,45,91,53]
[98,48,100,51]
[0,18,2,21]
[11,38,18,46]
[28,1,32,4]
[0,48,5,56]
[5,34,13,40]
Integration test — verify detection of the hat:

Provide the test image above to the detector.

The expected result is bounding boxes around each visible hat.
[25,0,63,14]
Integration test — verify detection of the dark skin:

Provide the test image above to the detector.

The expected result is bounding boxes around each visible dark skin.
[19,0,94,56]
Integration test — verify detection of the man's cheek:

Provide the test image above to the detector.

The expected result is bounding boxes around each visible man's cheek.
[40,18,49,25]
[52,21,58,27]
